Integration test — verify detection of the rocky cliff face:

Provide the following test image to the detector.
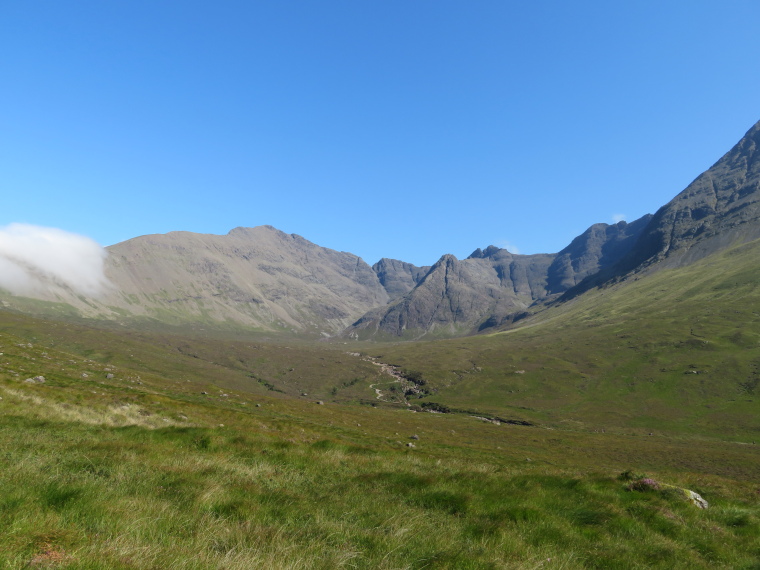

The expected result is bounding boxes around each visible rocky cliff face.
[345,218,654,339]
[348,248,558,339]
[562,119,760,300]
[546,215,652,293]
[627,120,760,269]
[371,258,430,299]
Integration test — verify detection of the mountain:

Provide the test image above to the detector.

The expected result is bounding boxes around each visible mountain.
[2,120,758,339]
[350,251,553,339]
[346,217,652,339]
[0,218,651,339]
[348,119,760,338]
[102,225,393,334]
[0,226,390,335]
[564,119,760,298]
[632,119,760,268]
[546,215,652,293]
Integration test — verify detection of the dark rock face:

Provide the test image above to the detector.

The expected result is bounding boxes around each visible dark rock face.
[347,214,660,338]
[627,120,760,269]
[547,215,652,293]
[562,119,760,301]
[349,249,556,338]
[372,258,430,299]
[348,120,760,338]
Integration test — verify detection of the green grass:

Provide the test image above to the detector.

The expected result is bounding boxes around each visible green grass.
[1,410,759,568]
[1,316,760,568]
[1,240,760,567]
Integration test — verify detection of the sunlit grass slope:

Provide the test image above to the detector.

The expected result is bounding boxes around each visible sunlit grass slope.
[1,308,760,568]
[375,239,760,440]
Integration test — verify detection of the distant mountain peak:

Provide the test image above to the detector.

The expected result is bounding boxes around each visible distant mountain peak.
[468,245,502,259]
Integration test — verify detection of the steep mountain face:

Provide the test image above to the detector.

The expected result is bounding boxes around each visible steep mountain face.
[371,258,430,299]
[348,249,556,339]
[100,226,389,333]
[627,120,760,269]
[546,215,652,293]
[562,119,760,300]
[345,216,656,338]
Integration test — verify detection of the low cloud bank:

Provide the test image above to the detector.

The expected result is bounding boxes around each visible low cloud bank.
[0,224,109,298]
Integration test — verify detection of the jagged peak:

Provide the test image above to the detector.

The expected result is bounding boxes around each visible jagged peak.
[435,253,459,265]
[467,245,502,259]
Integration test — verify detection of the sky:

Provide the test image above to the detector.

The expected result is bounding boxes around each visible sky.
[2,1,760,267]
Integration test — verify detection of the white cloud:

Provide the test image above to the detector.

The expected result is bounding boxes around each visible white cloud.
[0,224,109,298]
[612,213,626,223]
[495,240,521,254]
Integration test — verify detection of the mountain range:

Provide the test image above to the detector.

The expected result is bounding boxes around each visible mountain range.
[3,119,760,339]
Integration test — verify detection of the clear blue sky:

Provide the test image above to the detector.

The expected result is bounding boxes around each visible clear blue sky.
[2,1,759,267]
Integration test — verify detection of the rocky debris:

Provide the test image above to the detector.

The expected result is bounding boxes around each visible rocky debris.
[81,373,88,378]
[24,376,45,384]
[357,354,422,406]
[410,434,419,440]
[625,476,709,508]
[686,489,709,509]
[406,442,416,448]
[471,415,533,426]
[106,373,115,379]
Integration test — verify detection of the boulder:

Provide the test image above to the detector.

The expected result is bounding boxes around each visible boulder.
[24,376,45,384]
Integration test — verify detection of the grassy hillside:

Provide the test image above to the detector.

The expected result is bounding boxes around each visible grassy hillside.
[374,239,760,440]
[0,316,759,567]
[0,241,759,567]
